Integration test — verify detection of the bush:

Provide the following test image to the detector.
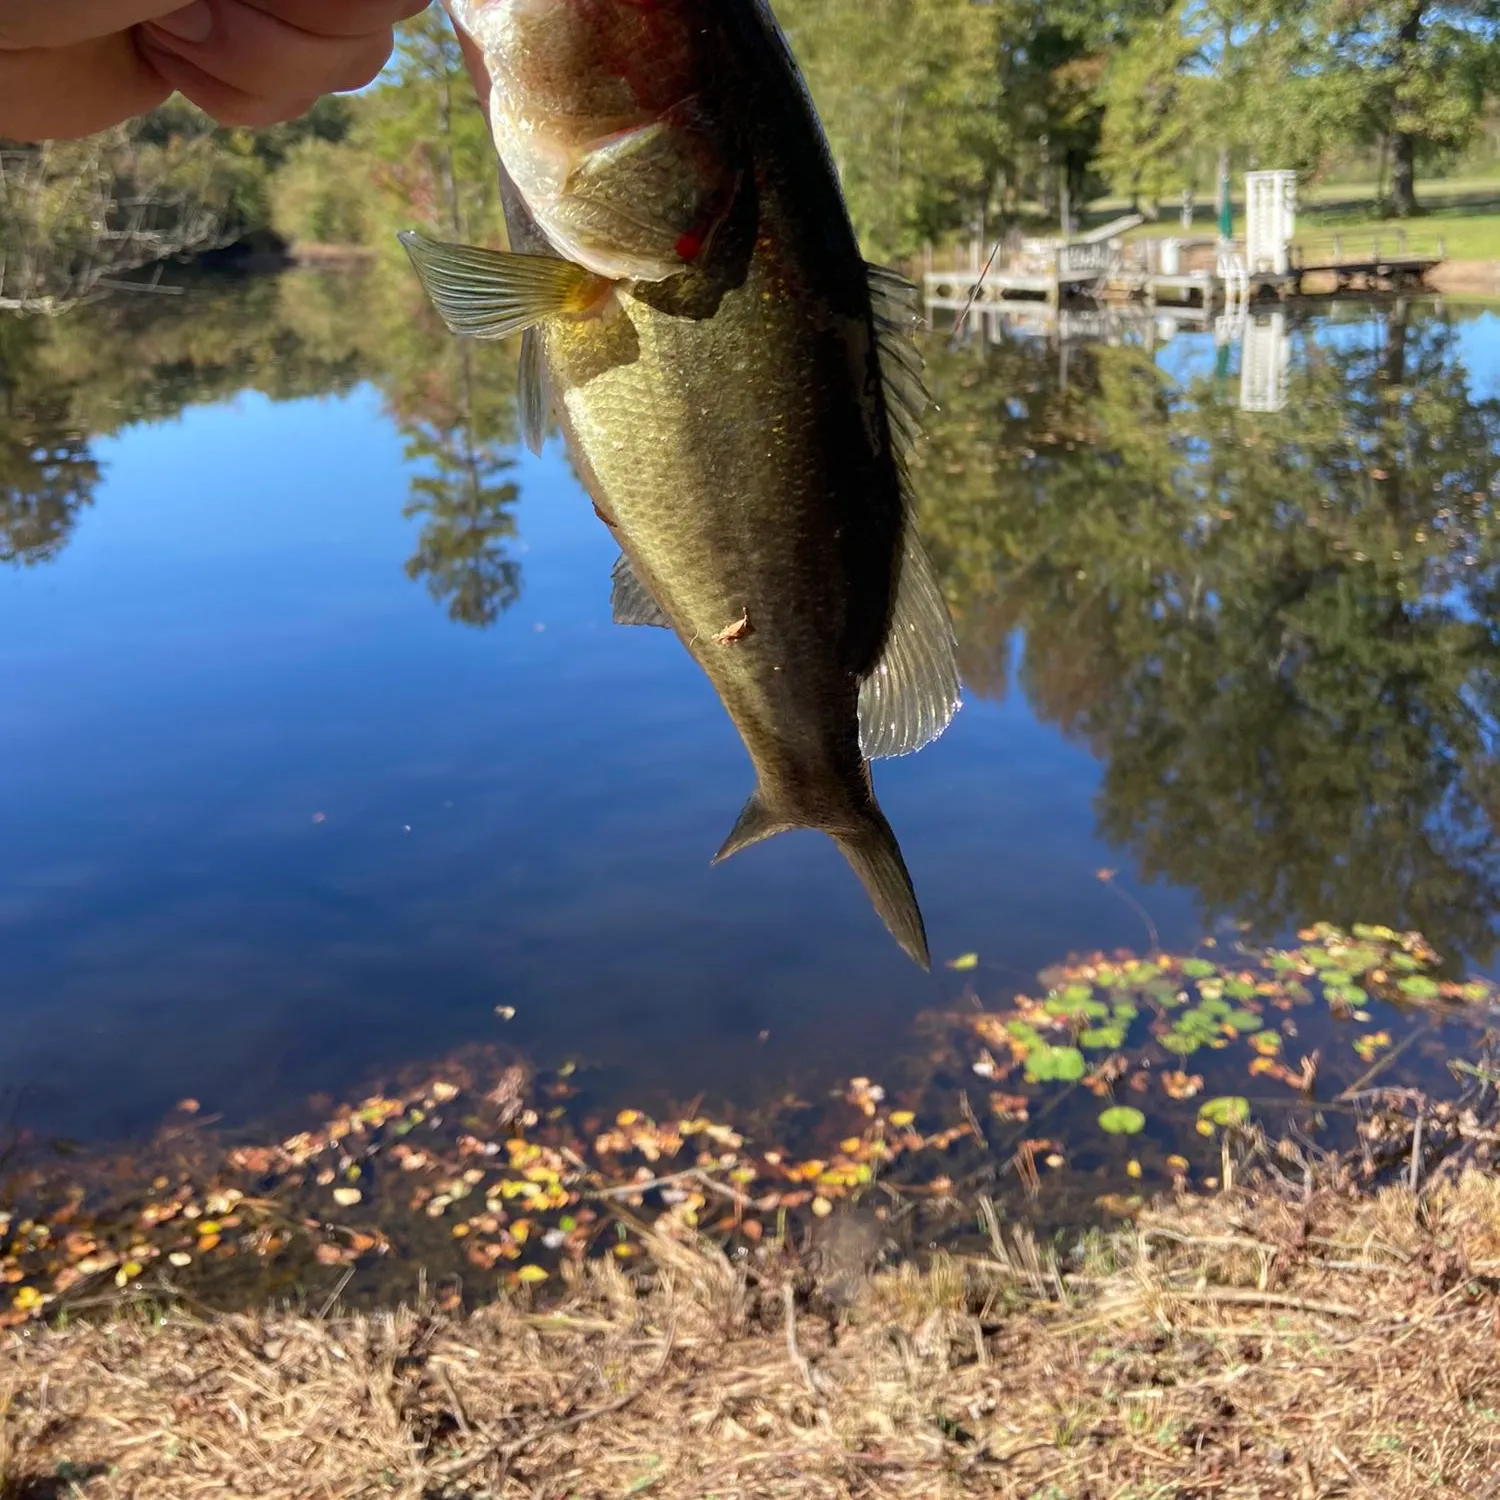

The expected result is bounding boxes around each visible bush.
[269,140,373,246]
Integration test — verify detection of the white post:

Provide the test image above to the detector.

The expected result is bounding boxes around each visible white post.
[1244,170,1297,275]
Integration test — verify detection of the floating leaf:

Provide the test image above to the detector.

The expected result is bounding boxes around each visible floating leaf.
[1398,976,1440,999]
[1098,1106,1145,1136]
[1353,923,1397,942]
[1222,1009,1263,1033]
[1198,1096,1251,1129]
[888,1110,915,1127]
[1161,1071,1203,1100]
[1126,1160,1142,1179]
[1181,958,1217,979]
[332,1188,362,1208]
[1249,1031,1283,1056]
[811,1196,833,1218]
[1079,1025,1127,1050]
[515,1265,549,1284]
[1024,1044,1086,1083]
[947,953,980,972]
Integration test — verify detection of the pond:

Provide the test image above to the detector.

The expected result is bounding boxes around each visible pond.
[2,274,1498,1179]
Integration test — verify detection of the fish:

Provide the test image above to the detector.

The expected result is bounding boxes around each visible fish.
[400,0,960,967]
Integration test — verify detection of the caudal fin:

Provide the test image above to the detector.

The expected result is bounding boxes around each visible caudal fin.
[832,811,931,971]
[712,787,930,969]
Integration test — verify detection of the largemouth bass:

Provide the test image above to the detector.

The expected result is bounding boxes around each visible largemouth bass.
[401,0,960,967]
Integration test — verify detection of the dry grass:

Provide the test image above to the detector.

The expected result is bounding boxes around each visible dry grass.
[0,1162,1498,1500]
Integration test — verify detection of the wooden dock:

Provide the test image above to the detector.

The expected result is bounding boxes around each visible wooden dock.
[923,229,1447,323]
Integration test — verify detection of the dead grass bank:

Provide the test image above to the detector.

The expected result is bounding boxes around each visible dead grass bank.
[1,1155,1498,1500]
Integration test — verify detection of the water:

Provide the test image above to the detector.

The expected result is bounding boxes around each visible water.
[2,275,1498,1145]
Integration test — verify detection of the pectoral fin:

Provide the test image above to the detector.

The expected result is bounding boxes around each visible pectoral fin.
[399,230,607,341]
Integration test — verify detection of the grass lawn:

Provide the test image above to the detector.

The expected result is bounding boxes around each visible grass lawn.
[1079,176,1500,261]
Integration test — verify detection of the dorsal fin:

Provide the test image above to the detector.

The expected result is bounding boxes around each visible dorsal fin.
[866,262,930,462]
[858,521,961,758]
[857,263,962,760]
[610,551,671,629]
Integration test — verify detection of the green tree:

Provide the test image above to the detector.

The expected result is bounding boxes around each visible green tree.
[1320,0,1500,215]
[775,0,1011,261]
[354,9,504,245]
[915,306,1500,962]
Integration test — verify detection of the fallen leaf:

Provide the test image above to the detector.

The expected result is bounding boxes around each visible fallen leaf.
[947,953,980,971]
[332,1188,363,1208]
[713,609,752,645]
[811,1196,833,1218]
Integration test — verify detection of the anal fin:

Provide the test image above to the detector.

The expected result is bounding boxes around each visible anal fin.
[610,552,671,629]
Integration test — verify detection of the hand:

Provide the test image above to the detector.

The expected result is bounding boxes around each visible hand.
[0,0,430,142]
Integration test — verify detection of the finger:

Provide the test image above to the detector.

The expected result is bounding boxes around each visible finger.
[0,34,170,140]
[0,0,198,50]
[241,0,432,41]
[140,0,396,102]
[130,41,325,126]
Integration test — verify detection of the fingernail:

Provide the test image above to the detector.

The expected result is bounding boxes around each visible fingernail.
[149,3,213,44]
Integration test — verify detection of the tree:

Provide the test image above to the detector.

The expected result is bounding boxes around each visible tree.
[774,0,1010,261]
[401,345,525,630]
[914,306,1500,963]
[1320,0,1500,215]
[354,9,505,245]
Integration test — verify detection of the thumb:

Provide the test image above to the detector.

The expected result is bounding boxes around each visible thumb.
[0,0,202,50]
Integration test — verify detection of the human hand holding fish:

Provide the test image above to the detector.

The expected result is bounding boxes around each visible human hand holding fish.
[0,0,427,142]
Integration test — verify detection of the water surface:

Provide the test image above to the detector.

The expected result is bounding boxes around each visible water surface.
[2,277,1497,1141]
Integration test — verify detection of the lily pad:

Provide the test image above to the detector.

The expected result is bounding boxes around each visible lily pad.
[1098,1106,1146,1136]
[1397,975,1441,999]
[1222,1008,1263,1032]
[1180,958,1217,979]
[1079,1025,1127,1050]
[1198,1096,1251,1128]
[1024,1044,1087,1083]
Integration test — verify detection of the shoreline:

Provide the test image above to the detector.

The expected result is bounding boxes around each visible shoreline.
[2,1104,1496,1498]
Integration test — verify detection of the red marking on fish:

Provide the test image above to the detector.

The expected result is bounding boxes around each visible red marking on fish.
[675,226,708,262]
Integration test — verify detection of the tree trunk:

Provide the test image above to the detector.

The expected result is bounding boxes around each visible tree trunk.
[1388,3,1426,217]
[1389,131,1417,217]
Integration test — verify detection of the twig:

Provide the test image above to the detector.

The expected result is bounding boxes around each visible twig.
[781,1284,822,1402]
[1159,1288,1362,1319]
[1099,875,1161,955]
[1332,1444,1397,1500]
[438,1317,677,1483]
[1408,1110,1425,1193]
[315,1266,356,1321]
[1338,1024,1429,1100]
[587,1169,702,1201]
[957,1090,986,1150]
[948,238,1003,343]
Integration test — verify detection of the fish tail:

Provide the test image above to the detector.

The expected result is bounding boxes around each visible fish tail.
[714,787,930,969]
[832,810,930,971]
